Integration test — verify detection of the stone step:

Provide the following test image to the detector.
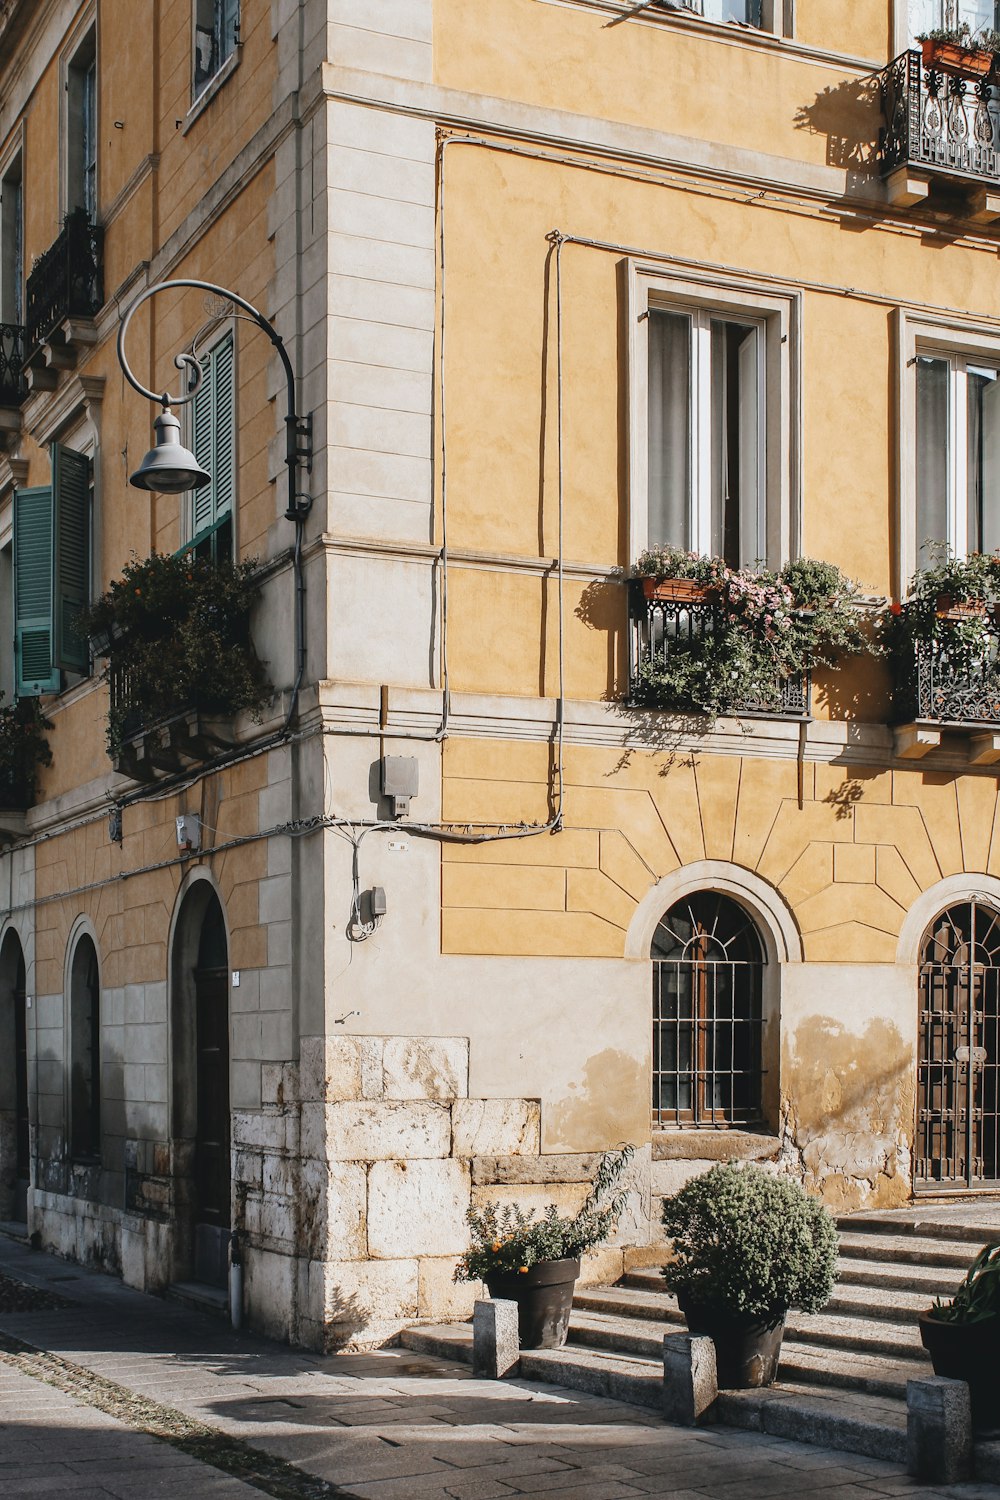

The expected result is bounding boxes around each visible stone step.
[567,1308,930,1398]
[825,1282,941,1322]
[836,1257,961,1299]
[837,1229,981,1271]
[576,1283,925,1358]
[165,1280,228,1318]
[839,1210,1000,1245]
[399,1321,909,1463]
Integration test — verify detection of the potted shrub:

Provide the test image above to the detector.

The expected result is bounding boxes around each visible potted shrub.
[630,550,873,720]
[454,1144,634,1349]
[661,1162,839,1389]
[919,1242,1000,1430]
[917,23,1000,77]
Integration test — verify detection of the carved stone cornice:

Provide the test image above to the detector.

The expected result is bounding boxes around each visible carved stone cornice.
[24,372,104,447]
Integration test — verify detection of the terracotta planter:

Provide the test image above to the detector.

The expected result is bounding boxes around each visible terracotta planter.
[678,1293,785,1388]
[919,1310,1000,1430]
[640,577,715,604]
[935,593,988,621]
[921,37,995,77]
[486,1257,580,1349]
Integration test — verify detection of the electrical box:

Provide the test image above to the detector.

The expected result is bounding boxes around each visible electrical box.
[370,886,387,917]
[381,755,418,818]
[176,813,201,852]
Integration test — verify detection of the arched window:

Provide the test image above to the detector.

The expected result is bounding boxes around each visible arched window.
[918,899,1000,1188]
[652,891,765,1127]
[69,935,100,1160]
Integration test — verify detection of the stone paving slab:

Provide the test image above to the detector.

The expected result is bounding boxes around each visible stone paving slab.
[0,1233,997,1499]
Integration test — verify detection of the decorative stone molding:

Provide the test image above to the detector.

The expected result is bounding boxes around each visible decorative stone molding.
[24,371,104,447]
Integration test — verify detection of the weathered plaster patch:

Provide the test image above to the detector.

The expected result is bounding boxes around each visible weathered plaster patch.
[545,1048,648,1151]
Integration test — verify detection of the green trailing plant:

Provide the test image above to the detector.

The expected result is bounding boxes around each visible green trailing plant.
[0,695,52,808]
[79,550,269,755]
[631,549,873,719]
[661,1162,839,1327]
[881,548,1000,721]
[930,1242,1000,1324]
[453,1144,635,1282]
[917,22,1000,52]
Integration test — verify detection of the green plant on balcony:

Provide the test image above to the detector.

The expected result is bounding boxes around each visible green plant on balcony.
[0,695,53,809]
[916,22,1000,74]
[631,547,872,718]
[882,548,1000,721]
[80,550,268,756]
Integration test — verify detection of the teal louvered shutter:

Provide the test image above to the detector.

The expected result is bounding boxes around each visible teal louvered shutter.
[52,443,91,674]
[13,485,58,696]
[192,352,215,537]
[189,331,234,543]
[212,332,234,523]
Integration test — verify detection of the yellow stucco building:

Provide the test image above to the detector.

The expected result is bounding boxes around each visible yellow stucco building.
[0,0,999,1348]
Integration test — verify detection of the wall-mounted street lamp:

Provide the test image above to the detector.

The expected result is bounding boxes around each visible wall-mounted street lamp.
[116,278,313,727]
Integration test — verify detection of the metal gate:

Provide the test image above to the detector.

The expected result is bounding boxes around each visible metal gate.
[916,899,1000,1188]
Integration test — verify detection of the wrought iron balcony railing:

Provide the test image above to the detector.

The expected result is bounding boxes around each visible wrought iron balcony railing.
[912,632,1000,725]
[628,581,811,721]
[879,49,1000,187]
[0,323,25,406]
[24,209,103,362]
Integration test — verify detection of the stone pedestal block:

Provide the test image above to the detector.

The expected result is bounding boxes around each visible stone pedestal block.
[907,1376,972,1484]
[663,1332,717,1426]
[473,1298,519,1379]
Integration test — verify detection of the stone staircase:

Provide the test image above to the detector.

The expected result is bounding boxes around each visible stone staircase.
[402,1207,1000,1473]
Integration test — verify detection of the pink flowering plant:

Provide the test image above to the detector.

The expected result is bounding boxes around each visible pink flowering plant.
[881,548,1000,722]
[631,550,872,718]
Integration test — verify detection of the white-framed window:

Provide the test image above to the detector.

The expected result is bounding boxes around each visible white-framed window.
[65,26,97,221]
[908,0,1000,44]
[898,313,1000,578]
[185,327,235,564]
[628,264,800,568]
[667,0,792,34]
[194,0,239,100]
[0,146,23,328]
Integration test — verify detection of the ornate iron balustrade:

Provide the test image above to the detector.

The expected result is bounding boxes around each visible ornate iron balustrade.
[913,630,1000,724]
[628,581,811,720]
[879,49,1000,185]
[0,323,25,406]
[24,209,103,362]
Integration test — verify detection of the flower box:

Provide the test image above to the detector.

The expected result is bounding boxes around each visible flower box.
[921,37,995,76]
[935,592,989,620]
[640,577,715,604]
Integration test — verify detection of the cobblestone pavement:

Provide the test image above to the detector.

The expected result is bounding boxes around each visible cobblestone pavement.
[0,1233,997,1500]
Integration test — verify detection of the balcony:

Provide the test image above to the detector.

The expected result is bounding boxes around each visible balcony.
[878,49,1000,215]
[895,626,1000,761]
[628,580,811,722]
[108,659,232,783]
[24,209,103,383]
[0,323,26,406]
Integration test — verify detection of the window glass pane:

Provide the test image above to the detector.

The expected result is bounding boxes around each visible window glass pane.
[917,356,949,565]
[647,309,691,549]
[968,365,1000,555]
[701,0,763,21]
[912,0,1000,42]
[910,0,944,43]
[959,0,1000,32]
[710,319,760,567]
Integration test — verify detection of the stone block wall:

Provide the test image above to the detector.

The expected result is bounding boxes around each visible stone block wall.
[236,1032,651,1350]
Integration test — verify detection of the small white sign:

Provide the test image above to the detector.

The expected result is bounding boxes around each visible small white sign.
[232,970,240,988]
[387,840,409,853]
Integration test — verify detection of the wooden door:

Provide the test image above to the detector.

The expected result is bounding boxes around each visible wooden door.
[194,965,230,1231]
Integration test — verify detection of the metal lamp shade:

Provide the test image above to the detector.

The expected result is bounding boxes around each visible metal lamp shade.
[129,408,211,494]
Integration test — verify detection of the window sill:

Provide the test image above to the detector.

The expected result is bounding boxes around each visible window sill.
[652,1128,778,1162]
[183,46,241,135]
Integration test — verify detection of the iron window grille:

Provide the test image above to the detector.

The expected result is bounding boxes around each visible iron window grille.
[652,891,765,1128]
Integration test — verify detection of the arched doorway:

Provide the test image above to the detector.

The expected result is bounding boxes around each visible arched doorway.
[68,935,100,1162]
[917,898,1000,1189]
[0,931,29,1221]
[172,885,230,1286]
[651,891,765,1128]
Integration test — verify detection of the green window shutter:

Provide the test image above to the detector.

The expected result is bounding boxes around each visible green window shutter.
[13,484,58,696]
[192,353,214,538]
[52,443,91,674]
[211,332,234,522]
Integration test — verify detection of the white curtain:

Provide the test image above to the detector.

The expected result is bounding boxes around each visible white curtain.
[968,367,1000,554]
[648,310,691,549]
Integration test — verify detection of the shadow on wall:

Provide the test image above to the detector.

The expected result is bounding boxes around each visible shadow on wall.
[793,74,882,189]
[783,1014,913,1214]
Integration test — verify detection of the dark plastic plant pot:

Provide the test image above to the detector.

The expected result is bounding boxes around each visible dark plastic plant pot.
[919,1310,1000,1430]
[486,1257,580,1349]
[678,1293,785,1388]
